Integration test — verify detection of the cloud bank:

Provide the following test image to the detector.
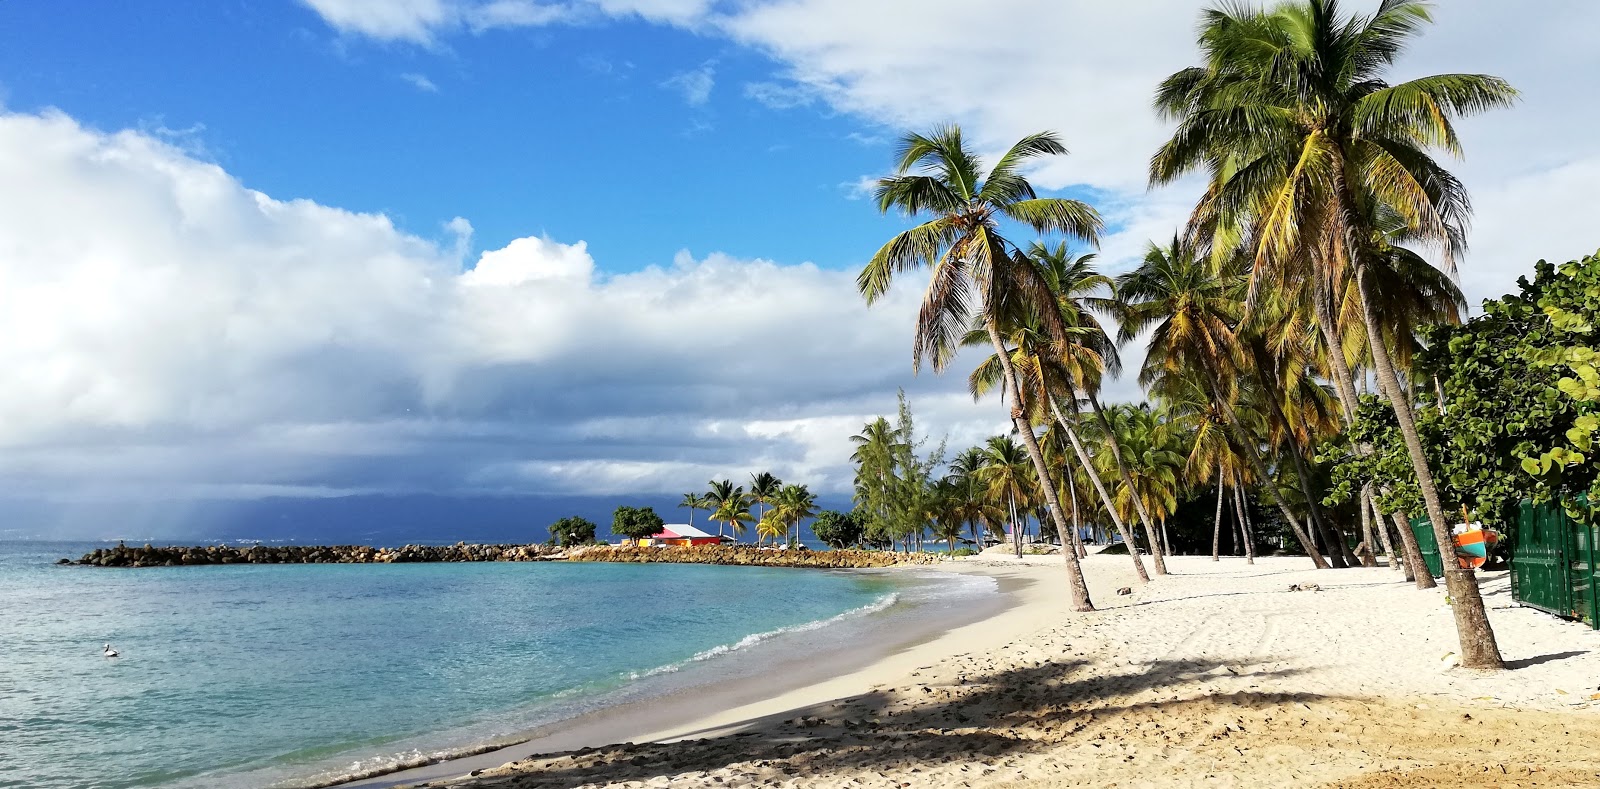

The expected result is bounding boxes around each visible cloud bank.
[0,110,1005,504]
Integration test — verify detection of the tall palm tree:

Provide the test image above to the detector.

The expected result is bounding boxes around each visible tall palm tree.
[1152,0,1515,668]
[749,472,783,531]
[859,126,1102,611]
[678,492,707,528]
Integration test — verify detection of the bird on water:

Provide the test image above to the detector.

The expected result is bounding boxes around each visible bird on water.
[103,644,119,658]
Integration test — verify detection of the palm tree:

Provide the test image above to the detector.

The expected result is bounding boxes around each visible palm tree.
[1095,404,1186,554]
[859,126,1101,612]
[1032,242,1168,575]
[705,479,745,541]
[749,472,783,531]
[930,477,968,553]
[1119,236,1328,567]
[966,309,1151,581]
[948,447,992,548]
[1152,0,1515,668]
[712,496,754,542]
[756,511,786,546]
[772,483,818,547]
[678,492,707,528]
[979,435,1037,557]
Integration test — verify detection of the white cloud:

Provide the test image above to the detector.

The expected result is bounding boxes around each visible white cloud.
[298,0,711,43]
[300,0,457,43]
[661,63,715,106]
[299,0,572,43]
[0,109,1008,506]
[743,80,813,109]
[400,72,439,92]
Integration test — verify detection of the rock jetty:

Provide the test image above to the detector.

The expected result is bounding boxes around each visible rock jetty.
[564,544,943,568]
[63,542,943,569]
[65,542,564,568]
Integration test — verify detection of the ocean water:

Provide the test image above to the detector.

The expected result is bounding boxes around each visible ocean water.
[0,541,993,789]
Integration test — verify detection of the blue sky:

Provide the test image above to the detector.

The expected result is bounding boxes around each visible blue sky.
[0,0,907,272]
[1,1,1596,540]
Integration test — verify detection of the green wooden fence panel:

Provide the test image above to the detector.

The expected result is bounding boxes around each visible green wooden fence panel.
[1574,516,1598,628]
[1408,516,1444,578]
[1510,500,1573,619]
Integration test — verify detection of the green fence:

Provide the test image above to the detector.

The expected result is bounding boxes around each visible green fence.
[1507,500,1598,629]
[1409,503,1597,629]
[1407,516,1445,579]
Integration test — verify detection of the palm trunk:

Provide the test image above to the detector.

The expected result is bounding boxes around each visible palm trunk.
[1050,400,1149,583]
[1233,480,1256,564]
[1358,485,1379,567]
[1366,487,1397,571]
[1212,475,1223,562]
[986,320,1094,611]
[1160,518,1173,557]
[1287,442,1353,568]
[1067,466,1088,559]
[1353,253,1501,668]
[1202,368,1327,568]
[1086,393,1168,575]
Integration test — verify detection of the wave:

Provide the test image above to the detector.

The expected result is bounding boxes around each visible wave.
[625,591,899,679]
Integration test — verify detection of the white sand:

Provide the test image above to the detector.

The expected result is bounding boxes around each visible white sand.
[385,553,1600,788]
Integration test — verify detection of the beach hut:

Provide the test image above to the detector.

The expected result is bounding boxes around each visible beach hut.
[643,523,727,547]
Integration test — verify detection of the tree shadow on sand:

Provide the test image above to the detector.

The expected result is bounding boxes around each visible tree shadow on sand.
[436,657,1332,788]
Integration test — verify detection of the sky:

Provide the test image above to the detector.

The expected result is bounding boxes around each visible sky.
[1,0,1597,540]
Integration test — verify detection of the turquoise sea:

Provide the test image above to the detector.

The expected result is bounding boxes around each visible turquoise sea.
[0,541,992,789]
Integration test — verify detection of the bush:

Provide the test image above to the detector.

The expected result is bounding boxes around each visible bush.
[810,510,865,549]
[547,516,598,547]
[950,547,977,557]
[611,506,665,543]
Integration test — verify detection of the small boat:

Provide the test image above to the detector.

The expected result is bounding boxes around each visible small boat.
[102,644,119,658]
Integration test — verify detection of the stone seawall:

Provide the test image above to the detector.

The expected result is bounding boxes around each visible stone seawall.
[62,542,943,569]
[564,544,943,568]
[65,542,564,567]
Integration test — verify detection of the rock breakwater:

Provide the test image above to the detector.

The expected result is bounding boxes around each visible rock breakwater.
[64,542,944,569]
[564,544,943,568]
[65,542,564,567]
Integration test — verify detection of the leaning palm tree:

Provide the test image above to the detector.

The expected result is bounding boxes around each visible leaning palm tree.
[859,126,1102,611]
[966,309,1152,582]
[1152,0,1515,668]
[1030,241,1166,575]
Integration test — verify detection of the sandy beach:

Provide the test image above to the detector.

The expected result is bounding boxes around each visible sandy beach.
[359,552,1600,789]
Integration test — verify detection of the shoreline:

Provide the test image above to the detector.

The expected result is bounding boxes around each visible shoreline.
[365,553,1600,788]
[323,562,1026,789]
